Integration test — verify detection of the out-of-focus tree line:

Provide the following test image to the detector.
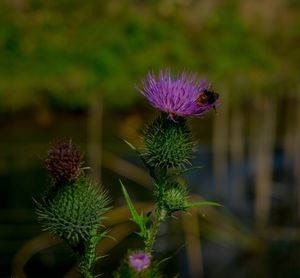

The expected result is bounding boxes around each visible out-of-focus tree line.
[0,0,299,112]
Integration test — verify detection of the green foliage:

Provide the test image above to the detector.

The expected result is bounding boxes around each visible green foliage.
[35,178,110,247]
[143,114,193,169]
[120,181,150,240]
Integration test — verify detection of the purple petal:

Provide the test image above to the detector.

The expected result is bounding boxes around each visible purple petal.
[129,251,151,272]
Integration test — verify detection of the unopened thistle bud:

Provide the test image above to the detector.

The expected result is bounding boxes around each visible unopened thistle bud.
[162,184,188,214]
[143,114,193,169]
[45,140,83,185]
[36,179,110,247]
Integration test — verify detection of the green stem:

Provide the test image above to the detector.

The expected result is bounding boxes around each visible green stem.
[67,242,94,278]
[145,206,164,253]
[73,234,100,278]
[79,248,96,278]
[145,176,166,253]
[79,265,95,278]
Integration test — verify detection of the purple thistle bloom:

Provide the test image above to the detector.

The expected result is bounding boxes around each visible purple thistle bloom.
[129,251,151,272]
[137,69,220,119]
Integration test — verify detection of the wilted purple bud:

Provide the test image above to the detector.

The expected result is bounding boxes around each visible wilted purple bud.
[45,140,83,184]
[137,69,220,119]
[129,251,151,272]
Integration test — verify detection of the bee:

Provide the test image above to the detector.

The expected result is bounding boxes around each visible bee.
[197,89,219,112]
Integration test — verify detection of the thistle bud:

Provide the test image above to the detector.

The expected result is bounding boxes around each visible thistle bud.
[36,179,110,247]
[143,114,193,169]
[45,140,83,185]
[162,184,188,214]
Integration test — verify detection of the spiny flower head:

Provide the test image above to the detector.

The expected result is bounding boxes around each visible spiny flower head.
[36,179,110,247]
[129,251,151,272]
[162,184,188,214]
[143,114,193,169]
[137,69,220,119]
[45,140,83,185]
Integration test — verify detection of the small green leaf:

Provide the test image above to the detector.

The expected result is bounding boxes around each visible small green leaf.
[120,180,140,224]
[120,180,150,240]
[185,201,222,209]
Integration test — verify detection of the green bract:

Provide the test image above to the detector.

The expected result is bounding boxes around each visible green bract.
[143,114,193,169]
[36,179,110,247]
[162,185,188,214]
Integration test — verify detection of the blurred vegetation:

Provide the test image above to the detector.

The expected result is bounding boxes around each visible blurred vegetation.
[0,0,299,112]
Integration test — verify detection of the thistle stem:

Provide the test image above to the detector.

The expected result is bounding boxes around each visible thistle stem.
[79,266,94,278]
[145,206,164,253]
[145,175,166,253]
[78,249,96,278]
[72,236,98,278]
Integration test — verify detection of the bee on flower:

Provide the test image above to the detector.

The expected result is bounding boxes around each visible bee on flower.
[137,69,220,120]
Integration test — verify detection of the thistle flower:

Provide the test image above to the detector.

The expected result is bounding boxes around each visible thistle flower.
[137,69,220,119]
[129,251,151,272]
[45,140,83,184]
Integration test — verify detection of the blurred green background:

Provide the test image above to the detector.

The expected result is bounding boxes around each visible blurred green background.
[0,0,300,277]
